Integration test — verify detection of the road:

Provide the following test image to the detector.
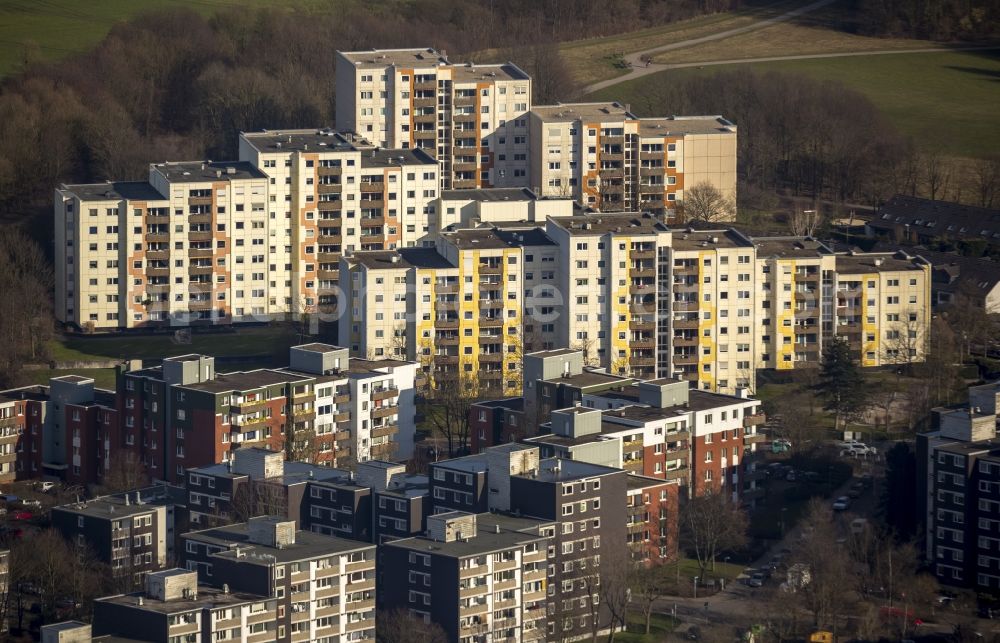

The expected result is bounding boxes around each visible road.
[584,0,837,94]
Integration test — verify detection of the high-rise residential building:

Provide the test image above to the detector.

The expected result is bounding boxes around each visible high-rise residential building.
[55,132,441,330]
[335,48,532,190]
[238,129,440,313]
[339,228,525,394]
[529,102,737,220]
[377,511,552,642]
[0,384,52,482]
[92,568,280,643]
[180,517,377,642]
[918,380,1000,593]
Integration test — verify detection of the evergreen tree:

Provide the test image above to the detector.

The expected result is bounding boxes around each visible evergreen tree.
[815,338,869,432]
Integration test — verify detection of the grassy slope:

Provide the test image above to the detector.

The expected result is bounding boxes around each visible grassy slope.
[588,50,1000,159]
[49,325,299,363]
[0,0,334,77]
[556,0,800,87]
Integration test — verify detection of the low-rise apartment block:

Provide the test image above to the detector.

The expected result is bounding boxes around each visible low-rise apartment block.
[181,516,377,642]
[529,102,737,220]
[51,493,168,585]
[378,511,552,642]
[92,568,279,643]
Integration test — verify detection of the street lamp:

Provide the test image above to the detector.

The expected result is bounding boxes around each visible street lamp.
[693,576,699,599]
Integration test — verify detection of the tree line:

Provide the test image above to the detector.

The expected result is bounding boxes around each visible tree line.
[622,69,999,210]
[0,0,743,235]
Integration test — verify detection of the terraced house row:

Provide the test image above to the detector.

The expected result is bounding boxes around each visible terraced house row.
[55,47,739,332]
[0,344,417,485]
[341,212,932,395]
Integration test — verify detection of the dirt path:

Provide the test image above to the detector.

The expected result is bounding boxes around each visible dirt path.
[584,0,837,94]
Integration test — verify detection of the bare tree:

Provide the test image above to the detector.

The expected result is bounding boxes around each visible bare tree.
[376,607,448,643]
[231,480,287,523]
[0,230,53,387]
[98,451,150,494]
[599,545,633,642]
[923,151,952,201]
[972,156,1000,208]
[789,204,823,237]
[572,336,601,368]
[793,499,857,632]
[422,373,479,457]
[630,560,671,636]
[679,489,748,579]
[881,316,927,373]
[679,181,736,223]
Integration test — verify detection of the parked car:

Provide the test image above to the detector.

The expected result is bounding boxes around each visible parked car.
[786,470,797,482]
[747,572,766,588]
[686,626,702,640]
[880,606,923,626]
[10,510,32,521]
[832,496,850,511]
[772,439,792,454]
[36,481,56,493]
[841,444,873,457]
[0,494,18,503]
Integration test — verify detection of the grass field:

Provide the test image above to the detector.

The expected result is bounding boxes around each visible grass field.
[649,0,949,64]
[48,325,300,364]
[556,0,800,87]
[588,49,1000,158]
[618,612,679,642]
[0,0,335,77]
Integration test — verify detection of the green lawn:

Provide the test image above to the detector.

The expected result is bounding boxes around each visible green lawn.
[0,0,336,77]
[617,612,679,642]
[588,50,1000,158]
[49,325,300,364]
[22,367,117,390]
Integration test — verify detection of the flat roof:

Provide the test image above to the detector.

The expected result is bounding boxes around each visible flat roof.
[668,228,753,251]
[442,228,516,250]
[54,495,162,520]
[61,181,166,202]
[293,343,345,353]
[637,116,735,136]
[688,389,757,412]
[605,403,690,422]
[447,62,530,83]
[545,369,634,389]
[399,247,456,269]
[531,457,622,483]
[834,253,927,274]
[348,250,414,271]
[378,473,430,499]
[432,454,488,474]
[185,523,373,563]
[752,236,833,259]
[384,513,548,558]
[360,147,437,168]
[96,585,267,615]
[531,102,634,122]
[338,47,447,69]
[152,161,267,183]
[627,474,677,491]
[241,128,366,154]
[548,212,670,236]
[492,226,557,248]
[179,369,312,394]
[441,187,537,202]
[0,385,50,404]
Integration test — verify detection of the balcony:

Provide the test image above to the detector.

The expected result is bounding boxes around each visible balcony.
[743,413,766,428]
[233,398,268,414]
[188,231,212,243]
[743,432,767,445]
[371,387,397,401]
[371,405,397,420]
[145,232,169,243]
[663,465,689,482]
[371,425,397,439]
[188,247,213,259]
[360,182,384,193]
[334,411,351,423]
[479,317,503,328]
[477,263,502,275]
[232,415,269,429]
